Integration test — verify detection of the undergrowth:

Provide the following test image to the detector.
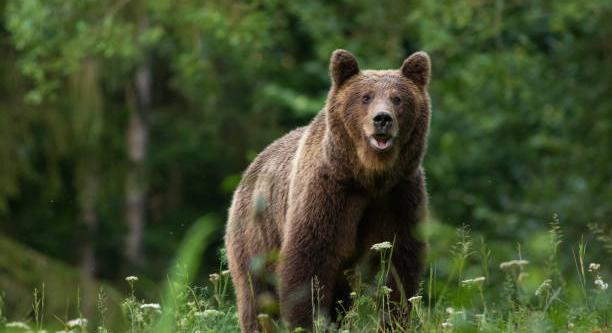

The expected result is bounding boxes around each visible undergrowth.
[1,217,610,333]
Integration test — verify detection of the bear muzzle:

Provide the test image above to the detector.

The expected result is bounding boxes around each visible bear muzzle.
[369,111,396,152]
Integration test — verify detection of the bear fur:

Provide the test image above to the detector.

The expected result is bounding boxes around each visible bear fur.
[225,49,431,332]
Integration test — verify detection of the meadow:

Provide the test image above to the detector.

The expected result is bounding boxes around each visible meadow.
[2,217,610,332]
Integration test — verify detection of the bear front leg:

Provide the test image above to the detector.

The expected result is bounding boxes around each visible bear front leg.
[278,183,364,331]
[386,176,427,322]
[389,230,426,306]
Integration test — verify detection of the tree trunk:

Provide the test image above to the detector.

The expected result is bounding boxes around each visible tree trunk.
[73,59,103,318]
[80,170,98,316]
[125,14,151,267]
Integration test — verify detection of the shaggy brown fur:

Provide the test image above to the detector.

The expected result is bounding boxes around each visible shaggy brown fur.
[225,49,432,332]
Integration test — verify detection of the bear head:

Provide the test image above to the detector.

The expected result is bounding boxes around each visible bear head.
[326,49,431,175]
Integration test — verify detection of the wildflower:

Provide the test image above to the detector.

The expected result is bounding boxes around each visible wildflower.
[460,276,486,287]
[140,303,161,311]
[408,295,422,303]
[446,307,455,314]
[125,276,138,282]
[209,273,221,283]
[588,263,601,272]
[442,321,453,329]
[499,259,529,270]
[349,291,357,298]
[381,286,392,295]
[257,313,269,320]
[67,318,88,328]
[6,322,30,330]
[594,278,609,291]
[202,309,224,318]
[535,279,552,296]
[370,241,392,251]
[221,269,231,276]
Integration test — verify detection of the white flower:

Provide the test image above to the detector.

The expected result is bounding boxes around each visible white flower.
[6,322,30,329]
[257,313,269,320]
[589,263,601,272]
[67,318,88,328]
[125,276,139,282]
[460,276,486,287]
[349,291,357,298]
[535,279,552,296]
[371,241,393,251]
[198,309,224,318]
[594,278,609,291]
[209,273,220,282]
[221,270,231,276]
[140,303,161,310]
[381,286,392,295]
[408,295,422,303]
[442,321,453,328]
[446,307,455,314]
[499,259,529,270]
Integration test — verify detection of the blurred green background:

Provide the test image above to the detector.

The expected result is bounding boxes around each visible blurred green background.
[0,0,610,325]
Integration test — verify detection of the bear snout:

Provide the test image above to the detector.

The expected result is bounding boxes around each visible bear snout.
[372,111,394,132]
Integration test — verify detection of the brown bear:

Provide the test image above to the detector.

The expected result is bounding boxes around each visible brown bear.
[225,49,431,332]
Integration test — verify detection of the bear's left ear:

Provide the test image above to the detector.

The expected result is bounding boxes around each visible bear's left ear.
[400,51,431,88]
[330,49,360,88]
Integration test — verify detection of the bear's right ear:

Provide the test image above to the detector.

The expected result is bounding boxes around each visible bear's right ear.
[330,49,359,88]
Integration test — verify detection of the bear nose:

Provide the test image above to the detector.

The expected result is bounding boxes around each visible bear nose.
[372,112,393,131]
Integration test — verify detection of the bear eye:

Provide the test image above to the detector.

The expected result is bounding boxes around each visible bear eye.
[390,96,401,105]
[361,94,372,104]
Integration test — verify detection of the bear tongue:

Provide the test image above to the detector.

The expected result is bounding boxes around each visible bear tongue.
[371,136,392,150]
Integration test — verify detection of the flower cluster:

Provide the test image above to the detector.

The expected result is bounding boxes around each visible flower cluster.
[370,241,392,251]
[381,286,392,296]
[67,318,88,329]
[408,295,422,304]
[460,276,486,287]
[125,276,139,282]
[588,262,608,291]
[5,322,30,330]
[441,307,465,330]
[195,309,224,319]
[209,273,221,283]
[535,279,552,296]
[140,303,162,311]
[499,259,529,270]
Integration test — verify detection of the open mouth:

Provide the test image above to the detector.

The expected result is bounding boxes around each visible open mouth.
[369,134,394,151]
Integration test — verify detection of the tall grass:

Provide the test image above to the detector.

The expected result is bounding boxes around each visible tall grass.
[1,217,610,332]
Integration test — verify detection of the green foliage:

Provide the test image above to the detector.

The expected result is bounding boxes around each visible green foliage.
[0,1,610,329]
[0,235,125,329]
[1,224,610,332]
